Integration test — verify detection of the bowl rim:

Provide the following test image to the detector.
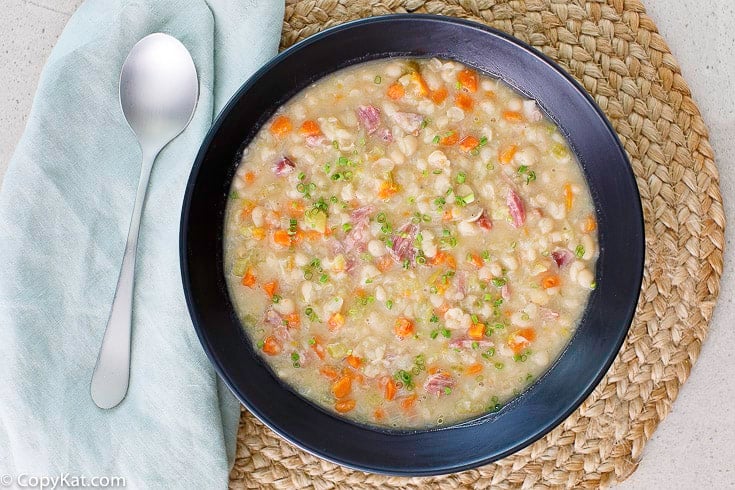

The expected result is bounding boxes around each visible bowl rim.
[181,13,644,476]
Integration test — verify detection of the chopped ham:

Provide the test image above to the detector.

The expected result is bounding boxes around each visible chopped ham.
[391,111,423,134]
[476,210,493,230]
[551,248,574,268]
[424,372,455,396]
[377,128,393,143]
[449,339,494,349]
[501,284,511,301]
[343,205,373,252]
[389,223,418,264]
[264,309,282,327]
[272,156,295,176]
[506,188,526,228]
[357,105,381,134]
[539,307,560,320]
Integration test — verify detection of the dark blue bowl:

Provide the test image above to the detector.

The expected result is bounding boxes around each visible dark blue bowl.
[180,14,644,476]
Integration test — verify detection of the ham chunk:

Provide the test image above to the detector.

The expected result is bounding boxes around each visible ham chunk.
[551,248,574,268]
[391,111,423,134]
[506,188,526,228]
[272,156,295,176]
[424,372,455,396]
[357,105,381,134]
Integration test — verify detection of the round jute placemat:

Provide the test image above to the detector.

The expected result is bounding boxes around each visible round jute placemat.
[229,1,725,487]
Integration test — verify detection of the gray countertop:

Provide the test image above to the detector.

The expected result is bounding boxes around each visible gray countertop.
[1,1,732,487]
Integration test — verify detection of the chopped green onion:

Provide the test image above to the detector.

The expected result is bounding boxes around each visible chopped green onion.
[518,165,528,174]
[308,337,316,345]
[297,171,306,181]
[491,277,507,288]
[481,348,496,359]
[374,75,382,84]
[471,341,479,349]
[526,170,536,183]
[272,294,281,304]
[319,273,328,283]
[479,136,488,146]
[376,212,387,223]
[443,387,452,395]
[575,244,585,258]
[441,328,451,338]
[432,135,441,144]
[332,140,339,149]
[342,223,353,233]
[430,330,439,339]
[456,172,466,184]
[494,362,505,370]
[386,299,394,310]
[229,191,238,199]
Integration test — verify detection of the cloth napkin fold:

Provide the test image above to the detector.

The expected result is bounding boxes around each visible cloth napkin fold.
[0,0,283,487]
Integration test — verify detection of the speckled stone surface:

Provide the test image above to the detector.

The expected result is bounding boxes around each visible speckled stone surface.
[0,1,732,488]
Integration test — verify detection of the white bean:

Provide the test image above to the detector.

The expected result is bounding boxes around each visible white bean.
[251,207,264,227]
[375,286,387,303]
[457,220,477,236]
[577,268,595,289]
[501,255,518,271]
[582,234,596,260]
[368,239,387,257]
[422,240,437,258]
[399,135,418,157]
[447,107,465,121]
[273,298,295,315]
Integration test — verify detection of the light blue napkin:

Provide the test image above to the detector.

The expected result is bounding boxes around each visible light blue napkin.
[0,0,283,487]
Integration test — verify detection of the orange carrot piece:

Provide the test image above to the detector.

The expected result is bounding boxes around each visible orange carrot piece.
[373,407,386,420]
[269,115,292,136]
[465,363,483,375]
[243,171,255,184]
[394,317,415,339]
[457,69,478,92]
[331,376,352,399]
[430,86,448,104]
[468,253,484,268]
[335,399,356,413]
[429,251,457,269]
[320,365,339,380]
[345,355,362,369]
[509,328,537,354]
[263,281,278,298]
[564,183,574,210]
[376,255,394,272]
[502,111,524,122]
[327,312,345,332]
[468,322,485,340]
[498,144,518,164]
[584,215,597,232]
[299,119,321,136]
[384,378,397,401]
[262,336,281,356]
[284,313,300,329]
[411,72,430,96]
[378,180,401,199]
[436,303,450,315]
[387,82,405,100]
[459,135,480,152]
[272,230,291,247]
[288,200,306,217]
[439,131,459,146]
[541,273,561,289]
[400,394,417,411]
[455,92,474,111]
[240,269,256,287]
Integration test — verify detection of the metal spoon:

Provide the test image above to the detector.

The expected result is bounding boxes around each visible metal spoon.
[91,33,199,409]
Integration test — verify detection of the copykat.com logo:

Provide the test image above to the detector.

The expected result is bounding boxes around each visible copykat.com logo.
[0,473,126,489]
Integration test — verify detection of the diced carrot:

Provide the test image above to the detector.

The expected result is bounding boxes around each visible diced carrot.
[400,394,417,411]
[430,86,448,104]
[335,399,356,413]
[327,312,345,332]
[455,92,474,111]
[387,82,405,100]
[541,273,561,289]
[457,69,478,92]
[355,288,367,298]
[429,251,457,269]
[373,407,386,420]
[502,111,524,122]
[262,336,281,356]
[269,115,292,136]
[485,90,497,99]
[468,322,485,340]
[272,230,291,247]
[238,202,254,220]
[377,255,394,272]
[240,269,256,287]
[439,131,459,146]
[299,119,321,136]
[320,366,339,380]
[584,215,597,232]
[251,227,266,240]
[498,144,518,164]
[263,281,278,298]
[411,72,430,96]
[427,366,439,375]
[394,317,415,339]
[384,378,397,401]
[442,209,453,222]
[345,355,362,369]
[243,171,255,184]
[468,253,484,268]
[508,328,536,354]
[465,363,483,375]
[459,135,480,152]
[564,183,574,210]
[331,376,352,399]
[436,303,450,315]
[284,313,300,329]
[303,230,323,241]
[288,200,305,217]
[378,180,401,199]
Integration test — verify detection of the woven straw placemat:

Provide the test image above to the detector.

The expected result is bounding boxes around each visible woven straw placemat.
[229,1,725,487]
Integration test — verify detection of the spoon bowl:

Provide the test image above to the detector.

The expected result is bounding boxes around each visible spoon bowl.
[91,33,199,409]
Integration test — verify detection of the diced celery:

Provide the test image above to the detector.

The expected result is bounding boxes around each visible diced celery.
[232,258,249,277]
[305,209,327,233]
[326,343,347,359]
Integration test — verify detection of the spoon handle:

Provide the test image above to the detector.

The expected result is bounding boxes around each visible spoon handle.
[91,148,157,409]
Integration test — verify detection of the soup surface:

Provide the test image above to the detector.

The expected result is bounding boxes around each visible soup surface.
[224,58,598,428]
